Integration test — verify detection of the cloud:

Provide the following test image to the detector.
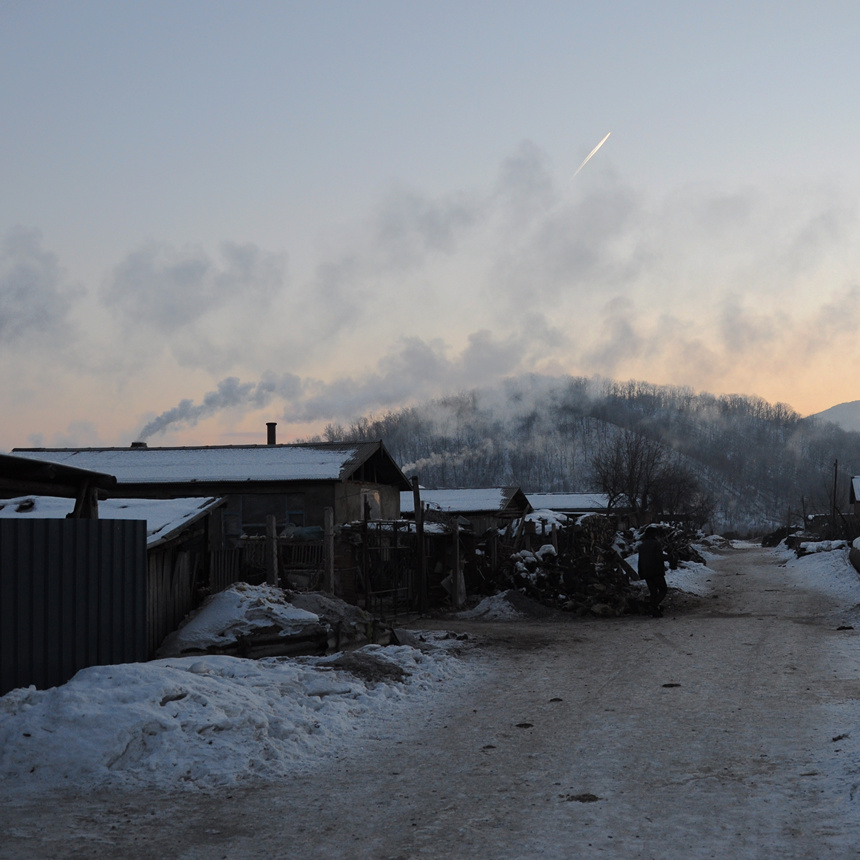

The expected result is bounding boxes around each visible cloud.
[103,240,285,332]
[486,173,644,313]
[0,226,75,346]
[120,149,860,443]
[98,240,287,373]
[581,297,645,373]
[373,183,483,266]
[7,139,860,452]
[492,140,557,228]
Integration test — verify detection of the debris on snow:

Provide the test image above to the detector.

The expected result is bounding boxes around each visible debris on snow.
[288,590,392,650]
[157,584,394,660]
[156,583,329,659]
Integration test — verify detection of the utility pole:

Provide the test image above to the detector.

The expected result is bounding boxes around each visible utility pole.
[412,476,427,613]
[832,459,839,536]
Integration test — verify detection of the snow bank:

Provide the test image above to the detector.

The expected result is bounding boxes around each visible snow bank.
[800,539,849,553]
[665,561,714,596]
[778,546,860,613]
[0,642,470,794]
[457,592,527,620]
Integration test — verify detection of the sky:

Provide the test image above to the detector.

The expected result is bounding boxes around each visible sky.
[3,1,860,450]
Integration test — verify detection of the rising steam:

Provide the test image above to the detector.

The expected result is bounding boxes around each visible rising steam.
[137,374,303,439]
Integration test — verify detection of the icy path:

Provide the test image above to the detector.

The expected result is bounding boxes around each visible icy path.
[3,544,860,858]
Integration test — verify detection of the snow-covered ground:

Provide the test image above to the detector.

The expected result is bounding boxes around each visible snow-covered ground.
[0,630,472,795]
[2,540,859,808]
[666,559,715,596]
[624,547,717,598]
[772,540,860,626]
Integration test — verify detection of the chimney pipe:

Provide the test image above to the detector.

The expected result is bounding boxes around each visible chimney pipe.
[266,422,277,446]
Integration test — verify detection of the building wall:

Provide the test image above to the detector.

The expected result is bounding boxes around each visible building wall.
[334,482,401,523]
[220,484,337,546]
[216,481,400,547]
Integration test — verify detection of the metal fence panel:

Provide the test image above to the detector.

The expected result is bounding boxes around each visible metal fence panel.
[0,519,147,695]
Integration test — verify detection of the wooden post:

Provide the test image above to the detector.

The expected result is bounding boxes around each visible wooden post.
[452,517,465,609]
[362,519,370,609]
[512,514,526,551]
[72,480,99,519]
[412,476,427,613]
[324,506,335,594]
[266,514,279,587]
[832,459,839,531]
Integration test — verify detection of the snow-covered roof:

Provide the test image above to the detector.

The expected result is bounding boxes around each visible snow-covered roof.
[11,442,406,488]
[400,487,528,515]
[0,495,224,548]
[526,492,610,511]
[0,451,117,498]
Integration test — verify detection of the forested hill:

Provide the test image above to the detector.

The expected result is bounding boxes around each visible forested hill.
[311,375,860,533]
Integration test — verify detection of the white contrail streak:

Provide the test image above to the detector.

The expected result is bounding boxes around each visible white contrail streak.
[572,132,611,178]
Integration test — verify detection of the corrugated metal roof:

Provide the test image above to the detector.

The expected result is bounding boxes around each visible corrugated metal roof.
[526,492,610,511]
[11,442,389,485]
[0,452,117,498]
[401,487,525,515]
[0,495,223,547]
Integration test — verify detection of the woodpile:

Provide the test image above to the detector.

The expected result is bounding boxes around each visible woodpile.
[493,516,704,617]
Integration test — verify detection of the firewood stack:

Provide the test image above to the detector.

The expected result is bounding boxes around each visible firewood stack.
[493,516,703,617]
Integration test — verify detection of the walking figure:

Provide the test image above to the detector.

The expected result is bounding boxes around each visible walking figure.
[638,526,668,617]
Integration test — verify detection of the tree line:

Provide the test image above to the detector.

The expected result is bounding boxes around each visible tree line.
[306,375,860,534]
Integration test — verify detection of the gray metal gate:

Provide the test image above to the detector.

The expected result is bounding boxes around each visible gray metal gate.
[0,519,147,695]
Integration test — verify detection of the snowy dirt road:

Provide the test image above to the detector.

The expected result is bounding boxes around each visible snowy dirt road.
[3,544,860,859]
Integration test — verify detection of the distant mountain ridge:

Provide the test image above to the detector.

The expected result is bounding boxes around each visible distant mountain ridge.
[812,400,860,433]
[313,375,860,534]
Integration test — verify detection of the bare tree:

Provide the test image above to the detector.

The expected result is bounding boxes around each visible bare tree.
[591,430,713,526]
[590,429,666,522]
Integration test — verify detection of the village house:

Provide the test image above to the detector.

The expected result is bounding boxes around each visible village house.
[400,487,531,535]
[526,491,635,529]
[526,492,611,516]
[12,433,411,548]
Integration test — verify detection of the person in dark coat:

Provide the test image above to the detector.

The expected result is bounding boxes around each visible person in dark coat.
[638,526,668,616]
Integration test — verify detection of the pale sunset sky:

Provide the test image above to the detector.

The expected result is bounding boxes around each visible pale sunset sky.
[3,1,860,449]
